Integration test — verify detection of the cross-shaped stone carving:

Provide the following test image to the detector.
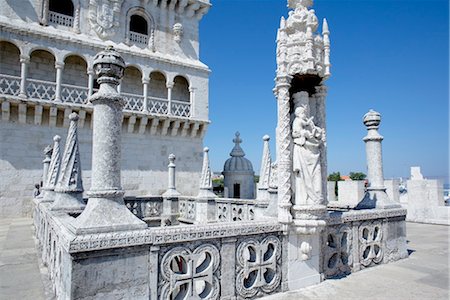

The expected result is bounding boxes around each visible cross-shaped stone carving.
[236,236,281,298]
[170,252,213,299]
[243,242,277,288]
[160,244,220,299]
[359,221,383,267]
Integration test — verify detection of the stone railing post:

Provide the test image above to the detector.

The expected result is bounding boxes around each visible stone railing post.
[162,154,180,226]
[359,109,400,209]
[73,46,146,233]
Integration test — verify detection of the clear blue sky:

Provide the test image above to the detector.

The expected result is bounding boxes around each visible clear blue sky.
[200,0,449,183]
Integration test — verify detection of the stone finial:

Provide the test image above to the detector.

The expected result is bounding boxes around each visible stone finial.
[322,18,329,35]
[363,109,381,129]
[198,147,215,198]
[51,112,85,211]
[93,46,125,84]
[55,113,83,193]
[45,135,61,191]
[43,144,53,157]
[230,132,245,157]
[163,153,181,197]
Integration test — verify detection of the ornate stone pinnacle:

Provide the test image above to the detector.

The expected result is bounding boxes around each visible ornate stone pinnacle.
[288,0,313,9]
[43,144,53,156]
[93,46,125,85]
[363,109,381,129]
[69,112,79,122]
[263,135,270,142]
[168,153,176,163]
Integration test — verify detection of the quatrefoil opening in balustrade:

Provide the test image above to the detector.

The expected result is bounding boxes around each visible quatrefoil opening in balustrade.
[324,225,352,278]
[236,236,281,298]
[359,222,383,267]
[160,245,220,300]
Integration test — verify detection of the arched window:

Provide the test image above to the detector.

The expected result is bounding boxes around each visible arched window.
[130,15,148,35]
[48,0,74,27]
[128,11,152,46]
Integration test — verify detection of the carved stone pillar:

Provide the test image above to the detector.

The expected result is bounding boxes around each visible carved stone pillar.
[359,110,400,209]
[19,55,29,98]
[73,46,146,233]
[142,78,149,112]
[314,85,328,206]
[167,82,173,115]
[73,5,80,33]
[275,75,293,224]
[189,86,196,118]
[40,0,49,25]
[54,61,64,102]
[42,145,53,186]
[87,68,94,97]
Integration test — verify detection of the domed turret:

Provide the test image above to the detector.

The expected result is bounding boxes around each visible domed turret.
[223,132,255,199]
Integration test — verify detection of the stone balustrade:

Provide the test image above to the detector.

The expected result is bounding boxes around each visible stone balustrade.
[0,73,192,118]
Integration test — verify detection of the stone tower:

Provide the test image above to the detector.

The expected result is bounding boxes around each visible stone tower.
[0,0,211,217]
[223,132,255,199]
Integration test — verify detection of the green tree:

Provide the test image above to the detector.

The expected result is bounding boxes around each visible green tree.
[349,172,367,181]
[327,172,342,197]
[327,172,342,182]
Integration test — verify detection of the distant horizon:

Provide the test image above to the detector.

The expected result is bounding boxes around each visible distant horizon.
[201,0,449,185]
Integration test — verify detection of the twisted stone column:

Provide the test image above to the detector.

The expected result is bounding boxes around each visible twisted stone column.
[275,75,293,224]
[74,47,146,233]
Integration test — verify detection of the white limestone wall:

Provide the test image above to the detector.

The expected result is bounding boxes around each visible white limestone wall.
[122,66,143,95]
[0,42,20,76]
[63,55,88,87]
[29,50,56,82]
[0,120,203,218]
[405,179,449,225]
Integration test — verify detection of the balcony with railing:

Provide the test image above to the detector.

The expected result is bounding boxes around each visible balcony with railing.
[48,11,74,27]
[0,73,192,118]
[129,31,149,46]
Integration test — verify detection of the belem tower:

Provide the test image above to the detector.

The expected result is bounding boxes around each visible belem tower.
[1,0,408,299]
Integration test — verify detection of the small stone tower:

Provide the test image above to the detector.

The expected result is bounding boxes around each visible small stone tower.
[223,132,255,199]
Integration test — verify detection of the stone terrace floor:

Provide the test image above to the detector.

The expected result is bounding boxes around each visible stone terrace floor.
[0,219,448,300]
